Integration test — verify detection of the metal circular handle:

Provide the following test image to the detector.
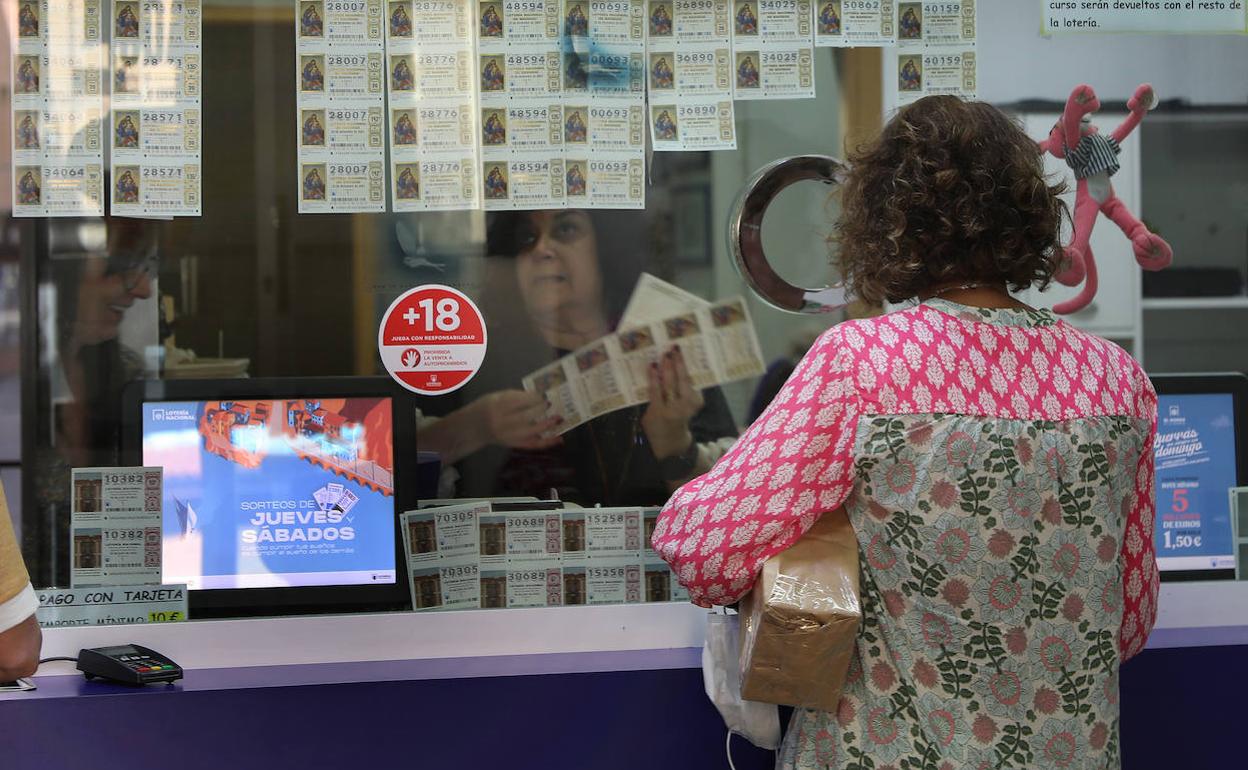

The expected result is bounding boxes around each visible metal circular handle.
[728,154,851,314]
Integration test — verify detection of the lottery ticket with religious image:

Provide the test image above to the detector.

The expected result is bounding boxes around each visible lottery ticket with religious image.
[563,152,644,210]
[606,324,663,405]
[649,99,735,151]
[730,0,814,99]
[110,108,201,162]
[296,157,385,213]
[656,310,719,390]
[482,100,565,151]
[522,358,591,433]
[481,155,566,210]
[645,44,732,98]
[706,297,766,381]
[110,162,202,217]
[894,46,975,103]
[815,0,897,47]
[476,0,562,50]
[298,104,385,160]
[115,0,203,44]
[12,1,106,216]
[571,339,630,417]
[559,102,645,152]
[299,49,385,102]
[111,0,202,216]
[562,0,646,45]
[297,0,385,213]
[731,43,814,100]
[392,155,478,212]
[895,0,975,48]
[385,1,479,211]
[645,0,731,42]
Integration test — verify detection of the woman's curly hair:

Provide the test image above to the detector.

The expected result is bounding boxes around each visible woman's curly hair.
[834,96,1067,305]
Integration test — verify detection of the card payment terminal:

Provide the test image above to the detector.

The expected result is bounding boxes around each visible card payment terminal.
[77,644,183,685]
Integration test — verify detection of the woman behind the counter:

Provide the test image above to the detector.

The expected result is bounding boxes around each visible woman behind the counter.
[653,96,1159,768]
[419,209,737,506]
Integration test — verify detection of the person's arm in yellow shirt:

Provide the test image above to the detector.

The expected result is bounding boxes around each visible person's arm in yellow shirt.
[0,613,40,680]
[0,483,40,680]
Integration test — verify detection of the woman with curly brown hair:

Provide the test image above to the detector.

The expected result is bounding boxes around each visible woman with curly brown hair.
[654,96,1159,768]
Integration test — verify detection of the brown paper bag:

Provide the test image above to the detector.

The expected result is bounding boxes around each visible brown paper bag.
[738,507,861,712]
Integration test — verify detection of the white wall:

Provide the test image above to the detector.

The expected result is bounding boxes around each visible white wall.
[977,3,1248,105]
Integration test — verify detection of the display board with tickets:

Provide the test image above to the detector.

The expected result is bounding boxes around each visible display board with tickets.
[402,502,689,610]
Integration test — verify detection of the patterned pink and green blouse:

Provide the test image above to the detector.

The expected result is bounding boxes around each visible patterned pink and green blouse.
[653,299,1159,769]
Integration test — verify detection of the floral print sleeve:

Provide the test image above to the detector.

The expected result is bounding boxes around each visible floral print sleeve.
[1119,383,1159,661]
[651,324,860,608]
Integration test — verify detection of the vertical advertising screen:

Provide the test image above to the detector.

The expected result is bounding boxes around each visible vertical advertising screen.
[142,397,397,590]
[1154,393,1238,575]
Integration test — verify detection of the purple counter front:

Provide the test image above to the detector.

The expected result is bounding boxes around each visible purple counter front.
[3,588,1247,769]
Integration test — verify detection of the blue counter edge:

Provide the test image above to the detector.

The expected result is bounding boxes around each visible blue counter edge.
[0,646,705,702]
[3,623,1243,704]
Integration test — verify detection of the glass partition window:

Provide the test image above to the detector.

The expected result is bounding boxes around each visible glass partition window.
[2,3,1245,621]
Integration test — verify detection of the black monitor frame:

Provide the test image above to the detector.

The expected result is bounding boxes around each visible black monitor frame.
[122,376,415,618]
[1149,372,1248,584]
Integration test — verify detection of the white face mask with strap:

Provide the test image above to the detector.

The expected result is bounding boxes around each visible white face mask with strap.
[702,610,781,761]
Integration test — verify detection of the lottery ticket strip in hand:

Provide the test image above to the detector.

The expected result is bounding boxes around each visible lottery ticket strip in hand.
[402,501,689,611]
[522,277,766,434]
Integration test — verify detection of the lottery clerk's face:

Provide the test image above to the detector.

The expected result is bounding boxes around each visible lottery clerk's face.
[74,253,154,345]
[514,210,604,323]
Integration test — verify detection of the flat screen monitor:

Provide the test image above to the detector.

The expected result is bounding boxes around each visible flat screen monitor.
[124,377,415,617]
[1150,373,1248,582]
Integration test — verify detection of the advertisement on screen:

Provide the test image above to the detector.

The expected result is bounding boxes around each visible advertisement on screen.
[1154,394,1237,573]
[142,398,397,589]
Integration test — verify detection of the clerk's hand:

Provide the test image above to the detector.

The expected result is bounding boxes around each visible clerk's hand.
[474,390,563,450]
[642,347,704,459]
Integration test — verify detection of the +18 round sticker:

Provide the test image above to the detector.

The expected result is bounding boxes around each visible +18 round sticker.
[379,285,487,395]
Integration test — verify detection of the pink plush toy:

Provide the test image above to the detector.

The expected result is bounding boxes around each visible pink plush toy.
[1037,83,1173,315]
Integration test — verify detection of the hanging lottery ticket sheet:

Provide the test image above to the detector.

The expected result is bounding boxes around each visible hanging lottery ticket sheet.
[649,98,734,151]
[731,0,814,100]
[893,2,976,104]
[645,0,730,97]
[477,1,564,210]
[894,46,975,104]
[895,1,974,48]
[296,1,385,214]
[562,152,644,209]
[109,0,201,217]
[69,467,164,588]
[815,0,897,47]
[13,1,106,217]
[645,0,735,151]
[561,0,646,208]
[385,0,479,211]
